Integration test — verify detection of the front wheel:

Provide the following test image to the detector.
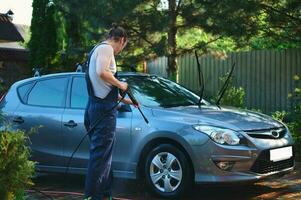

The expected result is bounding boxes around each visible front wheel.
[144,144,193,198]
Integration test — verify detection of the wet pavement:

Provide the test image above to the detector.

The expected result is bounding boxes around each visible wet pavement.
[27,163,301,200]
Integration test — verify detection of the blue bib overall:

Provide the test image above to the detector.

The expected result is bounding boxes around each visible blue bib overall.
[84,43,118,200]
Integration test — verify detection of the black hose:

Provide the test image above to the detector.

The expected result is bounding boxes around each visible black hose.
[28,188,54,200]
[64,93,126,175]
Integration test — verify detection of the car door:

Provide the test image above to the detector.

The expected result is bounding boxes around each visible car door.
[62,75,133,172]
[13,76,69,168]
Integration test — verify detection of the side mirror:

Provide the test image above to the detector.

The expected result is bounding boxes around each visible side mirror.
[117,103,131,112]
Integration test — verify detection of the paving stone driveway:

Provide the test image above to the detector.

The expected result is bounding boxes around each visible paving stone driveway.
[27,163,301,200]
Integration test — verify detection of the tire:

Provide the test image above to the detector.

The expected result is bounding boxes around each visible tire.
[144,144,193,198]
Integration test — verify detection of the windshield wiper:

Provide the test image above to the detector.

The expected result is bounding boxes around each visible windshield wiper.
[215,62,236,109]
[194,50,205,109]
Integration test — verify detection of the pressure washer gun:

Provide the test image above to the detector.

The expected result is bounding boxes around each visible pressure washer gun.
[121,87,149,124]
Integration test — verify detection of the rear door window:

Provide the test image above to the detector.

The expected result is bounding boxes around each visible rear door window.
[27,77,68,107]
[70,77,88,109]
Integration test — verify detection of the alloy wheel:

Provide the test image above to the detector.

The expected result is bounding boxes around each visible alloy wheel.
[149,152,183,192]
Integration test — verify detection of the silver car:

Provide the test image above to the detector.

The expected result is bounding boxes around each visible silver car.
[0,72,295,198]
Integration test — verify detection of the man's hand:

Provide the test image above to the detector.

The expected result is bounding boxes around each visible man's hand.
[119,96,139,108]
[118,82,128,92]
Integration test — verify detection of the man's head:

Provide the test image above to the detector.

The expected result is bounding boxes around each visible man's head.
[107,24,127,55]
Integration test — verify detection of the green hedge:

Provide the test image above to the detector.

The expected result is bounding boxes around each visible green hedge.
[212,75,245,108]
[270,75,301,160]
[0,128,35,200]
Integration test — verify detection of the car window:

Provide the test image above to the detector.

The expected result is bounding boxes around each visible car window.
[17,82,34,103]
[27,77,68,107]
[71,77,88,109]
[124,76,205,108]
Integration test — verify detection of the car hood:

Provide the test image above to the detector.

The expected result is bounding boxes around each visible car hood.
[151,105,283,131]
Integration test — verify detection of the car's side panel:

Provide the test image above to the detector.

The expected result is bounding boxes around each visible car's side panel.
[14,103,66,167]
[127,107,208,179]
[111,104,134,176]
[61,108,89,168]
[12,76,69,168]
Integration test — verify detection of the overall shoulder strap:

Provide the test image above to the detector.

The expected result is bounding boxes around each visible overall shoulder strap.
[88,42,108,61]
[85,42,108,97]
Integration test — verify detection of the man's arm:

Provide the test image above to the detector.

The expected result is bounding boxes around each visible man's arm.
[100,70,126,90]
[95,46,127,91]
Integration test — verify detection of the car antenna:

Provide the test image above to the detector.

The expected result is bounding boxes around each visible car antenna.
[194,50,204,108]
[215,62,236,109]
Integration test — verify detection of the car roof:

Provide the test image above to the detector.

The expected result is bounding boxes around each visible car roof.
[13,71,153,86]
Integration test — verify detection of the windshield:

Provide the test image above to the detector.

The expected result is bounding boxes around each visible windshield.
[122,75,208,108]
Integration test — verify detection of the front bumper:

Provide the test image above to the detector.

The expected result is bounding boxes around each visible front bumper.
[195,165,295,184]
[191,136,295,184]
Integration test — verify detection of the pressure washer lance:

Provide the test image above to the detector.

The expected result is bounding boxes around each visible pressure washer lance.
[64,87,148,175]
[124,87,149,124]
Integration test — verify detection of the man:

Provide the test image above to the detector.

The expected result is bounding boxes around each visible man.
[84,25,134,200]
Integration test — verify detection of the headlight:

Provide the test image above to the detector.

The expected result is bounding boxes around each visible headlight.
[193,125,241,145]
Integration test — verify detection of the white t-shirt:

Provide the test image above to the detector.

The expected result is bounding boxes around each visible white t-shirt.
[89,44,117,98]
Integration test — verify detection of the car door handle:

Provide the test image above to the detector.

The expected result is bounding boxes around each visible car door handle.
[13,116,24,124]
[64,120,77,128]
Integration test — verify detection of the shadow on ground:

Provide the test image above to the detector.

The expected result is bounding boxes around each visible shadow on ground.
[27,166,301,200]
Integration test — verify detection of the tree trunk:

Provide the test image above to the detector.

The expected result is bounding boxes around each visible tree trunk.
[143,59,148,73]
[167,0,178,81]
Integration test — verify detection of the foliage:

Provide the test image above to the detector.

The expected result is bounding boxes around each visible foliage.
[271,110,288,122]
[0,126,35,200]
[271,109,301,161]
[248,0,301,50]
[271,74,301,161]
[212,75,245,108]
[218,86,245,108]
[28,0,60,73]
[287,74,301,160]
[18,26,31,49]
[51,0,264,78]
[33,0,301,77]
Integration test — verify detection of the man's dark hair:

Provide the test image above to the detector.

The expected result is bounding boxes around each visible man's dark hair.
[107,24,127,42]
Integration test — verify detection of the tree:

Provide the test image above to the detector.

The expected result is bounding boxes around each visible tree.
[249,0,301,49]
[54,0,301,78]
[51,0,104,71]
[62,0,261,79]
[28,0,59,72]
[93,0,263,79]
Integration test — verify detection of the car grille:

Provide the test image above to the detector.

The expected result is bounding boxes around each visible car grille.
[246,127,286,139]
[250,148,294,174]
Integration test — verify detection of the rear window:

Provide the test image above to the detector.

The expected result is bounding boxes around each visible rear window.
[17,82,34,103]
[27,77,68,107]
